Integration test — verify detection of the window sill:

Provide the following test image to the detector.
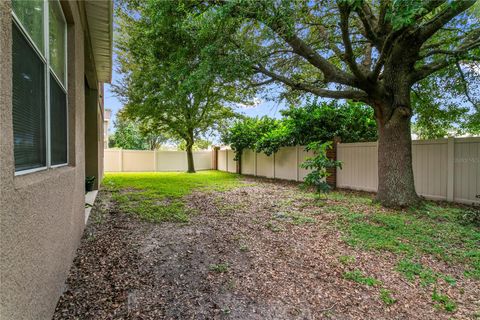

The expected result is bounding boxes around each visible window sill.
[85,190,98,224]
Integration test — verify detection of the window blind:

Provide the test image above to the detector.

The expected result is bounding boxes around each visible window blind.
[12,23,46,171]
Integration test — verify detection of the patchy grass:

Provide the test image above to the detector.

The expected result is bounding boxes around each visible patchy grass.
[343,269,381,286]
[338,255,356,265]
[396,258,456,286]
[331,201,479,279]
[432,288,457,312]
[379,289,397,306]
[272,211,316,225]
[266,220,286,233]
[103,171,242,223]
[209,263,229,273]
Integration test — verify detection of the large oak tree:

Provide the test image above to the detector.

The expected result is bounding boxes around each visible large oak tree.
[173,0,479,206]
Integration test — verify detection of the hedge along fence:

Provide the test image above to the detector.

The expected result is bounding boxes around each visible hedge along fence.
[104,149,213,172]
[216,137,480,205]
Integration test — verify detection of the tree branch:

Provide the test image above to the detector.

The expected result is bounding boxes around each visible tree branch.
[455,60,479,108]
[253,65,368,101]
[338,3,367,82]
[354,2,379,45]
[411,59,452,83]
[415,0,476,43]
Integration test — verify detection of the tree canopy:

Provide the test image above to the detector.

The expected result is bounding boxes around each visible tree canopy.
[223,101,377,159]
[109,113,170,150]
[139,0,478,206]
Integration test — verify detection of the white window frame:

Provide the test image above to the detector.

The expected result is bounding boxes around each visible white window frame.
[12,0,68,175]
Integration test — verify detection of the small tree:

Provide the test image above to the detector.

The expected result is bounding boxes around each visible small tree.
[300,142,342,195]
[114,1,240,172]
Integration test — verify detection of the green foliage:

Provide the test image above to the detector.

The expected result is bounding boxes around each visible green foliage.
[102,171,242,223]
[300,142,342,194]
[109,113,169,150]
[412,72,479,139]
[142,0,480,139]
[177,139,211,151]
[280,101,377,145]
[222,101,377,160]
[343,269,381,286]
[432,288,457,312]
[379,289,397,306]
[209,263,229,273]
[222,116,280,160]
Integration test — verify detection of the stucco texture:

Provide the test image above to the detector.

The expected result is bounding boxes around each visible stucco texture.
[0,1,101,319]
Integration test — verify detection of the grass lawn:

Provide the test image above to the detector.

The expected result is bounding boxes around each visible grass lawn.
[103,171,243,222]
[56,171,480,319]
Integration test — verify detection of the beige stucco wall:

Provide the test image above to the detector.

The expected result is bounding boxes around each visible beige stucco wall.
[0,1,105,319]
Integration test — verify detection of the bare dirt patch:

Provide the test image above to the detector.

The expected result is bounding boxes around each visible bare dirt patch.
[54,177,479,319]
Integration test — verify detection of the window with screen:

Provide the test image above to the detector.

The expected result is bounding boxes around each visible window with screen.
[12,0,68,173]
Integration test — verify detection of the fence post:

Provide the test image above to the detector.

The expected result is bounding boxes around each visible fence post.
[225,149,228,172]
[254,150,257,176]
[326,137,341,188]
[212,147,219,170]
[153,149,157,172]
[119,149,123,172]
[273,152,276,179]
[446,137,455,202]
[296,145,300,181]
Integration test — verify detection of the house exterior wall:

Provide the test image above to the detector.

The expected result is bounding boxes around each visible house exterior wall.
[0,1,106,319]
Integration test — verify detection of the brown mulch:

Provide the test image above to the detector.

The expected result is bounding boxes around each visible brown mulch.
[53,177,480,320]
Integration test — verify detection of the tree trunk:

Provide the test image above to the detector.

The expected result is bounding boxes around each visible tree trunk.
[186,143,195,173]
[375,107,420,207]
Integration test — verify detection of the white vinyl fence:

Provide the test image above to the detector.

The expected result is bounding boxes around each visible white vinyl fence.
[104,149,213,172]
[218,146,314,180]
[337,137,479,205]
[217,137,479,205]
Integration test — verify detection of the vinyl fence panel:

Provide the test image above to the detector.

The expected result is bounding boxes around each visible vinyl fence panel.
[123,150,155,172]
[104,149,213,173]
[241,149,255,175]
[256,152,274,178]
[217,150,227,172]
[227,150,237,173]
[274,147,298,181]
[216,137,479,205]
[336,137,479,205]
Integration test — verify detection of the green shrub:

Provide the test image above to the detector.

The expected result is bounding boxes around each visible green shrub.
[300,141,342,194]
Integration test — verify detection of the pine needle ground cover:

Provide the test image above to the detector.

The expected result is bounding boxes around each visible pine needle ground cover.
[55,173,479,319]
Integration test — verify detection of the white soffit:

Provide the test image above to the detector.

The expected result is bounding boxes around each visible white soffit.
[84,0,113,83]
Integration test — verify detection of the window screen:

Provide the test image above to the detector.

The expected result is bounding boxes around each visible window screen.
[12,23,46,171]
[50,74,68,165]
